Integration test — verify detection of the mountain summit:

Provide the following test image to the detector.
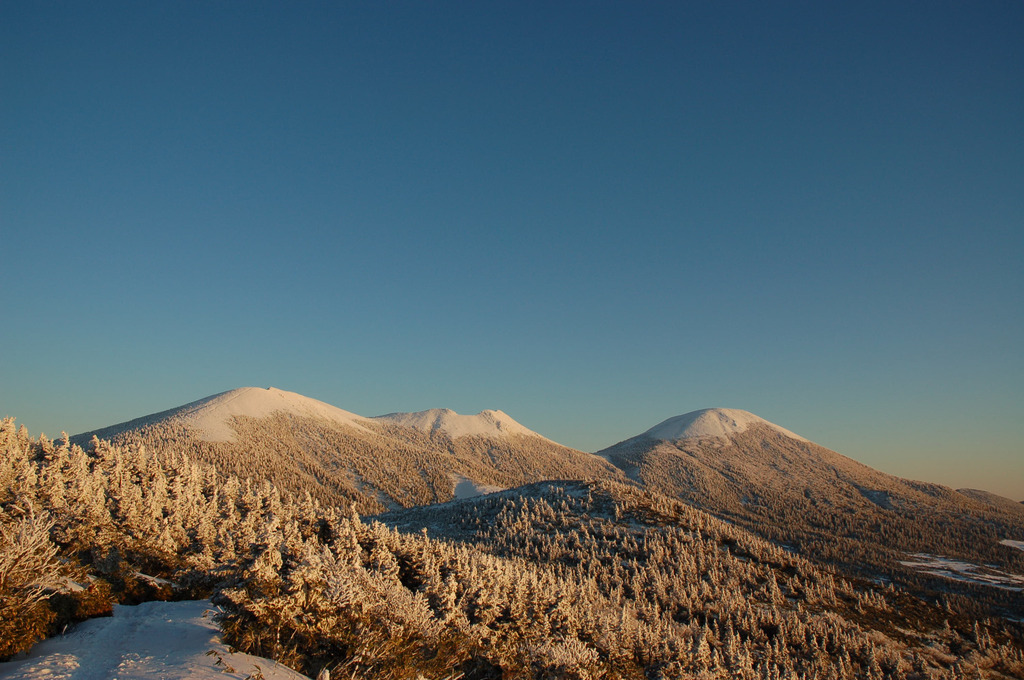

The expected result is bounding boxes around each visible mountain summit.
[643,407,807,443]
[373,408,550,441]
[87,386,372,443]
[598,407,1024,582]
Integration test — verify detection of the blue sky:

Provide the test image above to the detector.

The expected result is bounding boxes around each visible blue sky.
[2,2,1022,499]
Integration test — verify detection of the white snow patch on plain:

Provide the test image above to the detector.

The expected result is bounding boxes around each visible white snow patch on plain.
[0,599,309,680]
[169,387,373,442]
[900,554,1024,592]
[1001,539,1024,553]
[375,408,548,441]
[645,408,808,443]
[452,475,504,500]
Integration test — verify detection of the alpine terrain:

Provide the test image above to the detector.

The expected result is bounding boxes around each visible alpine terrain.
[598,408,1024,612]
[2,392,1022,679]
[73,387,624,512]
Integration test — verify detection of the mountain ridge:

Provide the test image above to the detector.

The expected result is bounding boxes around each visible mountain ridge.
[71,386,623,513]
[76,387,553,445]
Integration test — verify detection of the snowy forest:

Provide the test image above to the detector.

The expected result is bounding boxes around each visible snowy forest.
[2,416,1024,679]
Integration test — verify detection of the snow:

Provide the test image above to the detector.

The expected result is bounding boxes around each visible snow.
[168,387,373,442]
[0,600,309,680]
[644,408,808,443]
[1001,539,1024,553]
[374,408,549,440]
[899,554,1024,592]
[452,475,504,499]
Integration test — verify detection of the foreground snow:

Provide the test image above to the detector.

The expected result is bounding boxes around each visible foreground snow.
[0,600,309,680]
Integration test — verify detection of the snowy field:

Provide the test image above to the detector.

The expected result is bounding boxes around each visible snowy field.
[452,474,504,499]
[900,553,1024,592]
[1000,539,1024,553]
[0,600,309,680]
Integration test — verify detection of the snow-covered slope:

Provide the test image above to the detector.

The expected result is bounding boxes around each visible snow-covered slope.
[373,408,551,441]
[0,600,308,680]
[84,386,372,443]
[645,407,808,443]
[177,387,372,441]
[596,408,1024,584]
[74,388,624,513]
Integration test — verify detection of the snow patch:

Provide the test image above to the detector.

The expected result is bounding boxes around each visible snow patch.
[374,408,548,441]
[644,408,807,443]
[899,554,1024,592]
[1001,539,1024,553]
[169,387,372,442]
[0,599,309,679]
[452,475,504,500]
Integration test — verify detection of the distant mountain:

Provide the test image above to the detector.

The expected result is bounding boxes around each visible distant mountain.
[597,408,1024,606]
[73,387,624,512]
[639,407,807,442]
[81,386,373,443]
[957,488,1024,515]
[373,407,551,441]
[72,396,1024,611]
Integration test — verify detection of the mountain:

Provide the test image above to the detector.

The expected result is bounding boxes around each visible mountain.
[597,408,1024,608]
[73,387,624,513]
[71,396,1024,613]
[957,488,1024,515]
[373,407,551,441]
[375,479,1024,678]
[8,412,1024,679]
[82,386,373,443]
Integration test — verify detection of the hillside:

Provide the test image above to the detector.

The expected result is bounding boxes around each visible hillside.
[72,387,624,512]
[5,419,1023,679]
[597,409,1024,612]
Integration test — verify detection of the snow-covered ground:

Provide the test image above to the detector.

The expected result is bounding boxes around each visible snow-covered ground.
[1000,539,1024,553]
[452,474,504,499]
[0,600,309,680]
[899,553,1024,592]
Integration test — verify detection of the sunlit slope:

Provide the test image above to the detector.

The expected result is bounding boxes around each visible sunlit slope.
[597,408,1024,598]
[73,387,624,512]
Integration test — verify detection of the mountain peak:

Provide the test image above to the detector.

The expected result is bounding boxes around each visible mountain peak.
[373,408,547,441]
[119,386,371,442]
[644,408,807,443]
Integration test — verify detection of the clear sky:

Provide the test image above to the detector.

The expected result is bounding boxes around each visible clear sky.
[2,2,1022,499]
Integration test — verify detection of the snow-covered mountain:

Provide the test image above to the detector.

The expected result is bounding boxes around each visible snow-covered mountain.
[641,407,807,443]
[9,401,1024,674]
[373,407,553,441]
[598,408,1024,584]
[73,387,623,513]
[83,386,373,442]
[71,396,1024,610]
